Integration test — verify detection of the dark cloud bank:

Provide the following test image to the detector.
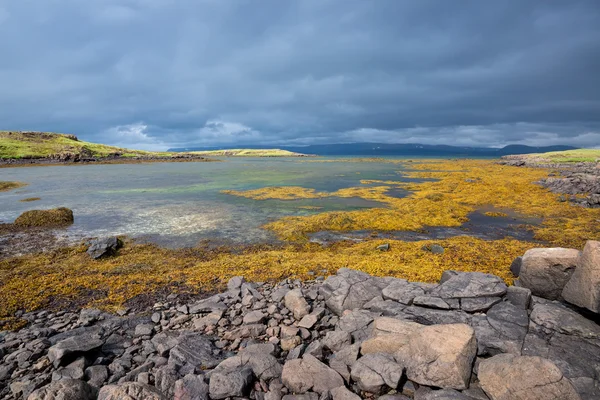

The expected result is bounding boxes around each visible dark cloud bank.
[0,0,599,150]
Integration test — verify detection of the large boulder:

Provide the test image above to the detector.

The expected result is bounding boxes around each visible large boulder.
[98,382,166,400]
[478,354,581,400]
[519,247,579,300]
[472,301,529,356]
[397,324,476,390]
[381,279,425,305]
[562,241,600,313]
[282,354,344,394]
[27,379,96,400]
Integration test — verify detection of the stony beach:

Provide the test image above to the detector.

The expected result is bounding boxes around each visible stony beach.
[1,240,599,400]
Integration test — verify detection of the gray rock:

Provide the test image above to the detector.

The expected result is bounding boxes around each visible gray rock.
[151,332,180,357]
[510,256,522,277]
[169,333,220,371]
[222,324,267,340]
[472,301,529,356]
[214,350,282,380]
[382,279,425,305]
[134,324,154,337]
[282,354,344,394]
[188,298,227,314]
[87,237,123,259]
[329,344,360,382]
[505,286,532,309]
[430,271,507,299]
[403,306,472,325]
[330,386,361,400]
[298,314,319,329]
[562,240,600,313]
[377,243,390,251]
[519,247,579,300]
[85,365,108,387]
[78,308,102,326]
[413,296,451,310]
[243,311,266,324]
[47,334,104,367]
[27,379,97,400]
[360,317,422,355]
[155,366,179,398]
[282,395,319,400]
[98,382,166,400]
[478,354,581,400]
[322,331,351,352]
[285,289,311,320]
[52,357,85,381]
[174,374,209,400]
[335,309,377,342]
[350,353,403,394]
[208,367,253,400]
[228,276,245,291]
[460,297,501,313]
[319,268,388,315]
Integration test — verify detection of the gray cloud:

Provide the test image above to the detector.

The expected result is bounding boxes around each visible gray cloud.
[0,0,599,149]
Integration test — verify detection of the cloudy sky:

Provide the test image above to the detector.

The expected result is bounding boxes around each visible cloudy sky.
[1,0,599,150]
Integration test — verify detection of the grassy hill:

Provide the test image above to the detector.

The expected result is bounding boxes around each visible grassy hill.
[0,131,172,159]
[525,149,600,163]
[0,131,309,160]
[187,149,309,157]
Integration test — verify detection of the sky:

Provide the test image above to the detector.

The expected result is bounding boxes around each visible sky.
[0,0,599,150]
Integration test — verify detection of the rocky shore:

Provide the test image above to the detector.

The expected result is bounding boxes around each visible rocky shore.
[499,156,600,207]
[1,241,599,400]
[0,153,212,167]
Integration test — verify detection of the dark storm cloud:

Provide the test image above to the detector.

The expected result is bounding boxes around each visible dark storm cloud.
[0,0,599,149]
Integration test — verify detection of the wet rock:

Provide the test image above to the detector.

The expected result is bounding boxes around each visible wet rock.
[430,272,507,299]
[174,374,209,400]
[282,354,344,394]
[98,382,166,400]
[28,379,97,400]
[519,247,579,300]
[398,324,476,390]
[87,237,123,259]
[478,354,581,400]
[208,367,253,399]
[350,353,403,394]
[285,289,311,320]
[562,240,600,313]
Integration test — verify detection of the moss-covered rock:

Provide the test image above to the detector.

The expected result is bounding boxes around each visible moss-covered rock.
[14,207,74,228]
[0,181,26,192]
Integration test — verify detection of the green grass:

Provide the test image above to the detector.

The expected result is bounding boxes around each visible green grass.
[188,149,308,157]
[0,131,173,160]
[527,149,600,163]
[0,132,309,160]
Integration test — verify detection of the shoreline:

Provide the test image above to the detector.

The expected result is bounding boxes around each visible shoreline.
[0,155,218,168]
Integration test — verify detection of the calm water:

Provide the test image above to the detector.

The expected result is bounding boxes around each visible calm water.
[0,158,413,247]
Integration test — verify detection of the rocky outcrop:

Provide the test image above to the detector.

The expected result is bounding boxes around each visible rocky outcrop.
[2,243,600,400]
[87,237,123,260]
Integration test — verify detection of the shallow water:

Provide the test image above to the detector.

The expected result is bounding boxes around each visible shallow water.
[1,158,412,247]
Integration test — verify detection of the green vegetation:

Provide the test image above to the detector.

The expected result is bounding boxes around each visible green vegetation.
[0,181,26,192]
[527,148,600,163]
[0,131,175,159]
[14,207,74,228]
[188,149,308,157]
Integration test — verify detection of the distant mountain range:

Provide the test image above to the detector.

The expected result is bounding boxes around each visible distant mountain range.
[168,143,578,157]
